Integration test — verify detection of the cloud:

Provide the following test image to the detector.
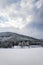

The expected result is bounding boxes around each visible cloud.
[0,0,43,38]
[0,0,34,29]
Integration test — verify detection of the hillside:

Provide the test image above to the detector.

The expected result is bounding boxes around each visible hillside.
[0,32,43,48]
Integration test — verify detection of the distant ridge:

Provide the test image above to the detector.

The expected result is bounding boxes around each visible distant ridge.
[0,32,43,48]
[0,32,39,40]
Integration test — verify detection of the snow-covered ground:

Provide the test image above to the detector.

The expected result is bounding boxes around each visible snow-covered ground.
[0,48,43,65]
[14,45,42,49]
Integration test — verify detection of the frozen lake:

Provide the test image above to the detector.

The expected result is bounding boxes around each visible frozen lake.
[0,48,43,65]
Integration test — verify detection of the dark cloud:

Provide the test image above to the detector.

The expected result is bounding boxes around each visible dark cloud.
[30,22,43,30]
[0,0,21,8]
[32,0,39,3]
[33,6,43,23]
[6,0,20,3]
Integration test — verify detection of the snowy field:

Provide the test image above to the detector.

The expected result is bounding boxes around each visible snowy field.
[0,48,43,65]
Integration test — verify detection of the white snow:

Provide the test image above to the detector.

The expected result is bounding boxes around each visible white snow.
[0,48,43,65]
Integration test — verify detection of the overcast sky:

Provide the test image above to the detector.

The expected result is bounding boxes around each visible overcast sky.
[0,0,43,39]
